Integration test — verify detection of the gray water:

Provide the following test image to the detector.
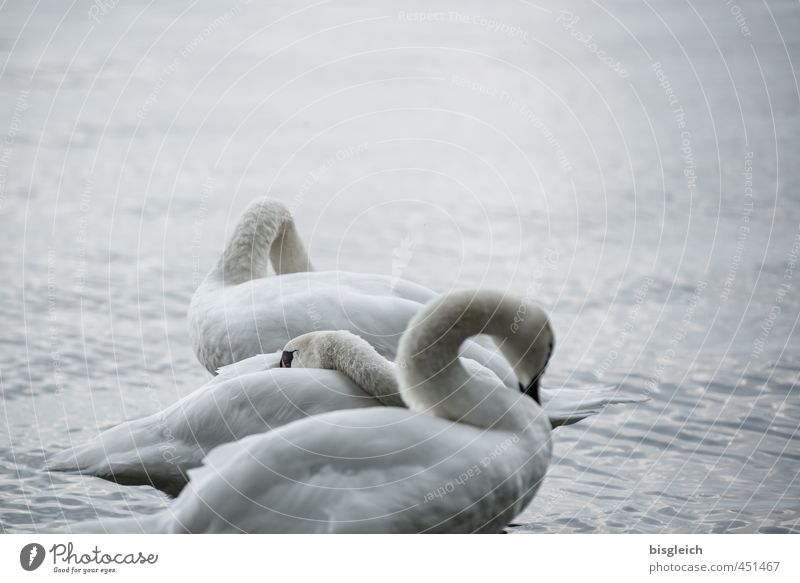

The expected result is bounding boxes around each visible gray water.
[1,0,798,533]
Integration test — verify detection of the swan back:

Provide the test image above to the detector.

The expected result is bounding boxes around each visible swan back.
[168,408,548,533]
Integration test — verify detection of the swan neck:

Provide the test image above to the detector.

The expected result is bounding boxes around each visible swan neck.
[397,291,548,431]
[211,200,313,285]
[327,336,404,407]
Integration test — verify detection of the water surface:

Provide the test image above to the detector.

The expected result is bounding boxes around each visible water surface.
[0,0,798,533]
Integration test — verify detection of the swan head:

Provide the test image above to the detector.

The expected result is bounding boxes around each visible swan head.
[517,324,556,405]
[398,289,555,406]
[281,330,403,406]
[280,332,329,369]
[279,330,363,370]
[506,307,556,405]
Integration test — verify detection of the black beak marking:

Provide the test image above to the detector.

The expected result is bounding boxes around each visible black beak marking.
[280,350,295,368]
[521,377,541,405]
[520,339,552,405]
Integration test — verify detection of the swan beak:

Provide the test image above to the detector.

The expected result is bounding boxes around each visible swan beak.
[280,350,294,368]
[520,378,541,405]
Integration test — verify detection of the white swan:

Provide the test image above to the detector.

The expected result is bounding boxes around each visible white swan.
[188,199,526,397]
[48,334,613,496]
[69,289,553,533]
[47,347,401,496]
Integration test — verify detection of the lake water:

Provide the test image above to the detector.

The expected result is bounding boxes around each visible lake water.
[1,0,798,533]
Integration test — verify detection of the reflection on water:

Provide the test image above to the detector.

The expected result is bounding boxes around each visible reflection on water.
[0,0,798,533]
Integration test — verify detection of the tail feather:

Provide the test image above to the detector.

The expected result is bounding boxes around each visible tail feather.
[542,385,644,428]
[47,421,194,496]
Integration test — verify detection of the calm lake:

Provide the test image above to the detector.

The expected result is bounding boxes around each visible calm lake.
[1,0,798,533]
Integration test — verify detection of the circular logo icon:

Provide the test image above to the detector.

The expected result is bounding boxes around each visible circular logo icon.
[20,543,46,571]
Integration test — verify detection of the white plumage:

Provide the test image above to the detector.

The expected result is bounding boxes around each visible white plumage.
[188,199,518,386]
[49,346,624,495]
[68,289,554,533]
[47,351,391,496]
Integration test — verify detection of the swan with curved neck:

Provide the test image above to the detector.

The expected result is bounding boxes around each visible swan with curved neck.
[188,199,521,393]
[396,290,553,430]
[212,200,312,285]
[70,289,553,533]
[51,319,614,497]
